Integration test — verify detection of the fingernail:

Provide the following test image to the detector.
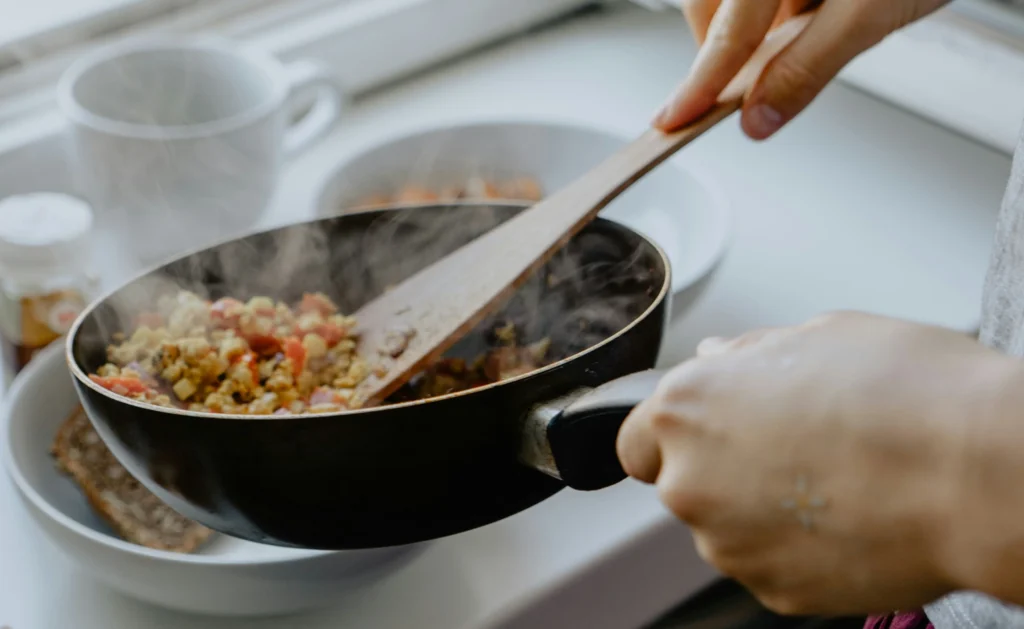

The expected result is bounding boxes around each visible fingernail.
[652,80,691,128]
[652,91,681,128]
[652,103,670,128]
[744,104,784,139]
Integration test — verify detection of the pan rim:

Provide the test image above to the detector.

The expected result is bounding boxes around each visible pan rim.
[66,201,672,421]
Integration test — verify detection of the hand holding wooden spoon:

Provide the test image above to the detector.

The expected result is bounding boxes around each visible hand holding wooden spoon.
[350,11,819,408]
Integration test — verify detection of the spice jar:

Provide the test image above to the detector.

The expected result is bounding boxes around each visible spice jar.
[0,193,96,375]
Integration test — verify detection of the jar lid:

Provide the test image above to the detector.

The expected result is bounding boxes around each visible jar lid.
[0,193,94,279]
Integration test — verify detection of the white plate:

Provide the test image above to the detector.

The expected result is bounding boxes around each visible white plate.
[1,342,425,617]
[314,119,732,301]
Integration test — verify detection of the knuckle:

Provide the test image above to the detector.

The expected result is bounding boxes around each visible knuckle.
[805,311,838,326]
[762,55,822,104]
[806,309,863,327]
[615,427,639,466]
[703,2,773,55]
[845,1,903,41]
[696,335,728,356]
[658,360,705,399]
[620,455,656,485]
[616,414,660,483]
[649,406,682,433]
[706,24,760,57]
[732,327,772,347]
[658,481,712,524]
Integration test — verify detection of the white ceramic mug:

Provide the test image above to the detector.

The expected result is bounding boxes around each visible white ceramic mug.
[57,37,345,266]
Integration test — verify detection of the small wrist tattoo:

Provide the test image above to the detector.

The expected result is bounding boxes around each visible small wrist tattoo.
[780,474,828,532]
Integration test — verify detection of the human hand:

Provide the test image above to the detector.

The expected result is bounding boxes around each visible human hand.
[654,0,949,139]
[616,312,1016,615]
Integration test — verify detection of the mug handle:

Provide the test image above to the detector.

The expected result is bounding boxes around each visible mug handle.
[282,58,346,158]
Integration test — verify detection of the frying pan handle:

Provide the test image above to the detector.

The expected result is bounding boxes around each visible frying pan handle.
[521,369,667,491]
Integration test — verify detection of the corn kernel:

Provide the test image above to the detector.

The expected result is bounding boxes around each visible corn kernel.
[172,378,197,401]
[302,333,328,359]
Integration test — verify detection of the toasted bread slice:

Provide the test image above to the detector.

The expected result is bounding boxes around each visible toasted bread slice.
[52,406,213,553]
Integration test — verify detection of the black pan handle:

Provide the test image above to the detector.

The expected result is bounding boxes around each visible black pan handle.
[520,369,667,491]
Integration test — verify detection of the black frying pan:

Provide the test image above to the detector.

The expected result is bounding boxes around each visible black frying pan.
[67,202,670,550]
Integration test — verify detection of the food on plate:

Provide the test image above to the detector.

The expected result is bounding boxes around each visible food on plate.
[393,185,440,204]
[350,176,544,210]
[88,289,556,414]
[497,177,544,202]
[52,405,213,553]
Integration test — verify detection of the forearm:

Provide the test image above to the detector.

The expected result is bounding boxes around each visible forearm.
[938,354,1024,604]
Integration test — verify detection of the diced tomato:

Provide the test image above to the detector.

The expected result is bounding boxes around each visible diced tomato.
[232,352,260,384]
[210,297,243,315]
[298,293,336,317]
[284,336,306,375]
[90,375,152,396]
[308,387,345,406]
[136,312,164,329]
[210,298,245,327]
[242,333,281,356]
[312,322,345,347]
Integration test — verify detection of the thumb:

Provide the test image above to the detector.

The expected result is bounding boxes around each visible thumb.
[741,3,890,140]
[697,326,787,357]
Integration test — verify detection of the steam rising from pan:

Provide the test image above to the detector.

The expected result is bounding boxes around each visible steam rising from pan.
[80,202,660,399]
[66,81,655,388]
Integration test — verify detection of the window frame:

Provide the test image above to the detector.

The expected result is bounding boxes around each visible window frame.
[0,0,349,72]
[0,0,597,149]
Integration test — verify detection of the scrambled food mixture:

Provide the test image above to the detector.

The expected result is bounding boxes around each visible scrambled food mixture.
[398,328,551,400]
[90,291,368,415]
[89,290,554,415]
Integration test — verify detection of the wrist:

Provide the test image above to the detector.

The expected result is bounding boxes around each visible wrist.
[935,353,1024,601]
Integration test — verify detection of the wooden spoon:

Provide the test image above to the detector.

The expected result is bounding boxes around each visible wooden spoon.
[350,12,814,408]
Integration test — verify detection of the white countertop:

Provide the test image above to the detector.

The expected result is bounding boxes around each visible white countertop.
[0,4,1014,628]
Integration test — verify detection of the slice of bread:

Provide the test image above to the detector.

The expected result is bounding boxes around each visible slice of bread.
[52,406,213,553]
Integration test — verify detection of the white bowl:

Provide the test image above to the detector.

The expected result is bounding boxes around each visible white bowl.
[1,342,425,617]
[315,119,732,301]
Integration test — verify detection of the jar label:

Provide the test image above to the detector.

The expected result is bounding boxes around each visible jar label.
[46,298,83,335]
[0,289,86,374]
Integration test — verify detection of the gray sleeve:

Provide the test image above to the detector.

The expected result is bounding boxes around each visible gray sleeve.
[926,592,1024,629]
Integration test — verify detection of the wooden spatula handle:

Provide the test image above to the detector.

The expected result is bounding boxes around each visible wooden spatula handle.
[351,12,815,407]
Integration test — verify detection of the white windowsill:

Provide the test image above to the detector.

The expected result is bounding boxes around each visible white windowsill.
[12,0,1023,164]
[0,0,193,62]
[0,0,594,180]
[0,0,147,48]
